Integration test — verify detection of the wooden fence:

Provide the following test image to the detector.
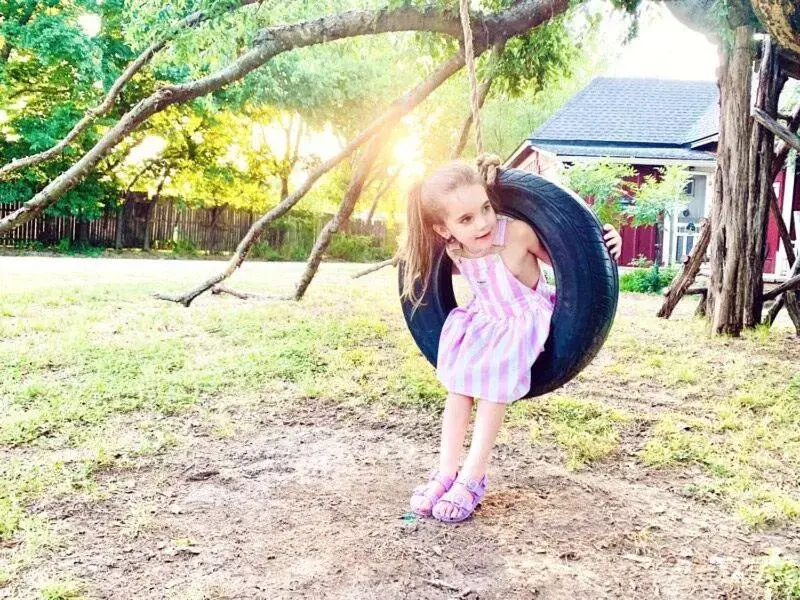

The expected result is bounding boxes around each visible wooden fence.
[0,194,392,253]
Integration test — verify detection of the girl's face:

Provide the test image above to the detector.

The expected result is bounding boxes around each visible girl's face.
[433,183,497,253]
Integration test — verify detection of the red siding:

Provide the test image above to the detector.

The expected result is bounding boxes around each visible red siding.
[765,168,800,274]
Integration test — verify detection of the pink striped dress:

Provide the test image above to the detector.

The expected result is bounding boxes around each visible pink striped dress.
[436,216,555,403]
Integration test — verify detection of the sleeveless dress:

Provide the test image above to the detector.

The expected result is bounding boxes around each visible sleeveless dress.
[436,215,555,403]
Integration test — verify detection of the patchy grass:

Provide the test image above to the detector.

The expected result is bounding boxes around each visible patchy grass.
[762,553,800,600]
[38,578,87,600]
[506,395,632,470]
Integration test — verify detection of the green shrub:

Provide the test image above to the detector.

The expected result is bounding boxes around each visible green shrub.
[169,237,198,256]
[620,265,677,294]
[327,233,392,262]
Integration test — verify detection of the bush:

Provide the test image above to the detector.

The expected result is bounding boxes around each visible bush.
[326,233,392,262]
[169,237,198,256]
[620,265,677,294]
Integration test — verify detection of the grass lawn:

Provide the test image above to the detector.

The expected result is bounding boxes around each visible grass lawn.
[1,255,799,599]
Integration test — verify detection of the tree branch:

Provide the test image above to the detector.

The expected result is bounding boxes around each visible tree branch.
[0,0,264,180]
[764,274,800,300]
[293,127,393,300]
[753,107,800,153]
[0,0,567,238]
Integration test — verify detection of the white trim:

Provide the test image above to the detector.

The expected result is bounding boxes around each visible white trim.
[504,142,530,168]
[704,173,714,217]
[777,152,797,275]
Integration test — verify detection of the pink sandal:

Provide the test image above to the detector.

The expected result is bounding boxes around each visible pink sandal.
[410,470,457,517]
[432,474,487,523]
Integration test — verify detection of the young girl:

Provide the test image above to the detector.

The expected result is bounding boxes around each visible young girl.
[401,161,621,523]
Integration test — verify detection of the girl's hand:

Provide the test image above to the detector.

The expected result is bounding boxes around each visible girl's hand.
[603,224,622,261]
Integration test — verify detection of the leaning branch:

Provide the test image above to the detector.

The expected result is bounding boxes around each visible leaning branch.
[154,52,469,306]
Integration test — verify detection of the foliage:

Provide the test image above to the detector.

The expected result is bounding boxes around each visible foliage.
[564,161,636,230]
[627,166,693,228]
[762,553,800,600]
[620,265,678,294]
[327,233,394,262]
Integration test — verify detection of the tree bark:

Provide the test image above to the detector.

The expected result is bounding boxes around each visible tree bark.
[0,0,567,238]
[0,0,263,180]
[708,26,755,335]
[743,36,781,327]
[750,0,800,59]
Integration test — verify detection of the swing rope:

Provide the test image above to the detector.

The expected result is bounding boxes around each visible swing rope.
[458,0,501,186]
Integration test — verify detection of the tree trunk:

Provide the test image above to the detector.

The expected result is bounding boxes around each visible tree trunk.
[115,196,127,250]
[365,171,399,226]
[742,37,782,327]
[144,169,168,251]
[77,218,90,247]
[142,203,155,251]
[707,26,754,336]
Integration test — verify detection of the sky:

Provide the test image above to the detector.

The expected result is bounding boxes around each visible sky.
[602,2,720,81]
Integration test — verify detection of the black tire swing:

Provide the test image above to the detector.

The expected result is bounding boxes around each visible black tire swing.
[397,1,618,398]
[399,169,619,398]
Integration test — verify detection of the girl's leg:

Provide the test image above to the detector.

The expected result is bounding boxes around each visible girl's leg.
[434,399,506,521]
[438,392,474,475]
[410,392,472,515]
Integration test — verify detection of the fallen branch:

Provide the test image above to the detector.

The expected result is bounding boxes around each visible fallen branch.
[657,219,711,318]
[422,579,463,593]
[209,285,290,301]
[293,127,393,300]
[352,257,398,279]
[0,0,263,180]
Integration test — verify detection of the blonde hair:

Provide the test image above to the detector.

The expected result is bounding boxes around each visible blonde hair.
[400,161,486,311]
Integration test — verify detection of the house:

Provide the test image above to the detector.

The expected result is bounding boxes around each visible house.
[505,77,800,274]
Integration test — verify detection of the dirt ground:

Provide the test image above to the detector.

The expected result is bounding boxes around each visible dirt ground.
[2,257,799,600]
[8,396,796,600]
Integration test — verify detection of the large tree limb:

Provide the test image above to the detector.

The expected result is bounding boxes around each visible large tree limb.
[750,0,800,60]
[0,0,264,180]
[0,0,567,238]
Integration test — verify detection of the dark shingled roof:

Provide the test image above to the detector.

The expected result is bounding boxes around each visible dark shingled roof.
[528,78,719,162]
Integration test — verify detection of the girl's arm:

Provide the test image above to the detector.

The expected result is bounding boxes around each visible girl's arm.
[516,221,552,265]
